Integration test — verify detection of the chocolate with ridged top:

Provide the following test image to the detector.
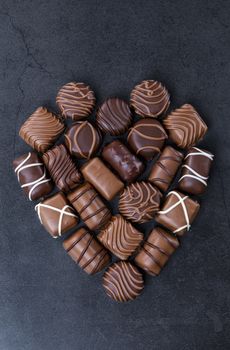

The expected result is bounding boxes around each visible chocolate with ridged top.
[56,82,96,120]
[127,118,167,160]
[134,227,179,276]
[65,121,101,159]
[96,97,132,135]
[130,80,170,118]
[19,107,65,153]
[67,183,111,230]
[103,261,144,302]
[102,140,144,183]
[43,144,82,193]
[63,228,110,275]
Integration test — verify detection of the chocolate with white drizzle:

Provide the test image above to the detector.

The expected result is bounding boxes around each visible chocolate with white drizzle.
[155,190,200,236]
[13,152,53,201]
[178,147,214,195]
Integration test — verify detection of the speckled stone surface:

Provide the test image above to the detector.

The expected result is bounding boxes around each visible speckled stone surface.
[0,1,230,349]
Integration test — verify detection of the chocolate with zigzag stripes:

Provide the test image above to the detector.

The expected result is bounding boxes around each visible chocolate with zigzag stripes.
[134,227,179,276]
[63,228,110,275]
[178,147,214,195]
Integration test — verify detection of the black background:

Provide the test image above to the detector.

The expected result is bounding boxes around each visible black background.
[0,1,230,349]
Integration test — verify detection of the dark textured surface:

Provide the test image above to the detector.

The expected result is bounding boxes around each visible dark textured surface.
[0,0,229,349]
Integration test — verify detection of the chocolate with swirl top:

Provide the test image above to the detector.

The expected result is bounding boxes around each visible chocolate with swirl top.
[130,80,170,118]
[127,118,167,160]
[19,107,65,153]
[163,104,208,149]
[103,261,144,302]
[119,181,162,224]
[65,121,101,159]
[98,215,143,260]
[56,82,96,120]
[96,97,132,135]
[43,144,82,192]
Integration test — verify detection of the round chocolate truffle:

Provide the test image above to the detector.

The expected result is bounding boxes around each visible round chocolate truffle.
[130,80,170,118]
[119,181,162,224]
[56,82,96,120]
[96,97,132,135]
[103,261,144,302]
[65,121,101,159]
[127,118,167,160]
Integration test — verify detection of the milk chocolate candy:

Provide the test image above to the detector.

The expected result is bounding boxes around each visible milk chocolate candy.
[98,215,143,260]
[13,152,53,201]
[63,228,110,275]
[103,261,144,302]
[102,140,144,183]
[155,190,200,236]
[56,82,96,120]
[81,158,124,201]
[134,227,179,276]
[130,80,170,118]
[148,146,183,192]
[19,107,65,153]
[163,104,208,149]
[43,144,82,192]
[35,192,78,238]
[178,147,214,195]
[67,183,111,230]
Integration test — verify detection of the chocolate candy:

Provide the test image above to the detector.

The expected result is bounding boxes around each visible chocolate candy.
[19,107,65,153]
[65,121,101,159]
[102,140,144,183]
[148,146,183,192]
[98,215,143,260]
[56,82,96,120]
[130,80,170,118]
[134,227,179,276]
[178,147,214,195]
[81,158,124,201]
[96,98,132,135]
[119,181,162,224]
[35,192,78,238]
[103,261,144,302]
[155,190,200,236]
[163,104,208,149]
[13,152,53,201]
[127,118,167,160]
[43,144,82,193]
[63,228,110,275]
[67,183,111,230]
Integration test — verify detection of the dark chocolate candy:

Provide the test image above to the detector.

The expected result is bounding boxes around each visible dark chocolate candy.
[65,121,101,159]
[63,228,110,275]
[130,80,170,118]
[148,146,183,192]
[127,118,167,160]
[103,261,144,302]
[155,190,200,236]
[81,157,124,201]
[96,97,132,135]
[134,227,179,276]
[13,152,53,201]
[43,144,82,192]
[102,140,144,183]
[67,183,111,230]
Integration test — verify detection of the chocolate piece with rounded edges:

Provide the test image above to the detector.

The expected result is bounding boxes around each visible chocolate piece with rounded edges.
[63,228,110,275]
[13,152,53,201]
[67,183,111,230]
[65,121,101,159]
[135,227,179,276]
[148,146,183,192]
[81,157,124,201]
[127,118,167,160]
[102,140,144,183]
